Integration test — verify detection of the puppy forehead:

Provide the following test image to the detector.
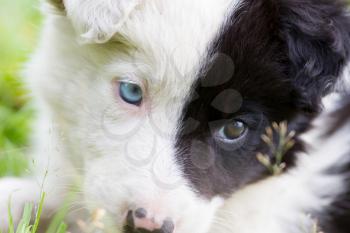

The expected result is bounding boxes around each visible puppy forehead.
[116,0,241,87]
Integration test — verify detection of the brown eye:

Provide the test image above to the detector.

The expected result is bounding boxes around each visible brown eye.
[219,120,246,140]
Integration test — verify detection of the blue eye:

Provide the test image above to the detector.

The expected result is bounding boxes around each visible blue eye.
[119,81,143,106]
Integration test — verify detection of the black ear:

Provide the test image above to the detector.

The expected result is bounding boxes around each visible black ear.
[280,0,350,112]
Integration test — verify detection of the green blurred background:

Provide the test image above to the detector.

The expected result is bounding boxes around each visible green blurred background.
[0,0,41,177]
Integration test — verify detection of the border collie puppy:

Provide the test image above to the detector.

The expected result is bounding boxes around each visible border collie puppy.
[0,0,350,233]
[209,93,350,233]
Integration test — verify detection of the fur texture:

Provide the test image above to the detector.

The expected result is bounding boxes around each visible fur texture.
[0,0,350,232]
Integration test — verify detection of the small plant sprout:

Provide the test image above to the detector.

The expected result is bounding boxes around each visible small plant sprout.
[301,214,324,233]
[310,219,323,233]
[77,208,107,233]
[256,121,296,175]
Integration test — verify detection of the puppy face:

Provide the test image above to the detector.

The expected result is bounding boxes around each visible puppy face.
[30,0,350,232]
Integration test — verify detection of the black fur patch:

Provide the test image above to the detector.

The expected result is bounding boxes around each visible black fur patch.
[175,0,350,199]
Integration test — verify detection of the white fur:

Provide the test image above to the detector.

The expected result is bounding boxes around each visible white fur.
[0,0,242,232]
[209,97,350,233]
[336,61,350,93]
[63,0,143,43]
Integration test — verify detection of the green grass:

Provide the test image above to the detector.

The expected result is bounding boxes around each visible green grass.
[0,0,41,177]
[4,192,68,233]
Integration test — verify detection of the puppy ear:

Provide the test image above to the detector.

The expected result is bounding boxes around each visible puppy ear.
[46,0,143,43]
[280,0,350,112]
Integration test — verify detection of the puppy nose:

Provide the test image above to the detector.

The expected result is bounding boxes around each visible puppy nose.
[123,209,175,233]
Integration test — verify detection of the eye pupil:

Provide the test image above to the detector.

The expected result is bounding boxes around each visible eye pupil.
[119,82,143,105]
[222,120,246,140]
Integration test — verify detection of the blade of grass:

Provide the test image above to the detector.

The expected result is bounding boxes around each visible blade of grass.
[55,223,67,233]
[46,191,77,233]
[16,203,33,233]
[31,192,45,233]
[7,196,15,233]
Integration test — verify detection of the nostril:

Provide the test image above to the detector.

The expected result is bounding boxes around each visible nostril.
[134,208,147,219]
[161,218,175,233]
[123,211,135,233]
[125,210,135,228]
